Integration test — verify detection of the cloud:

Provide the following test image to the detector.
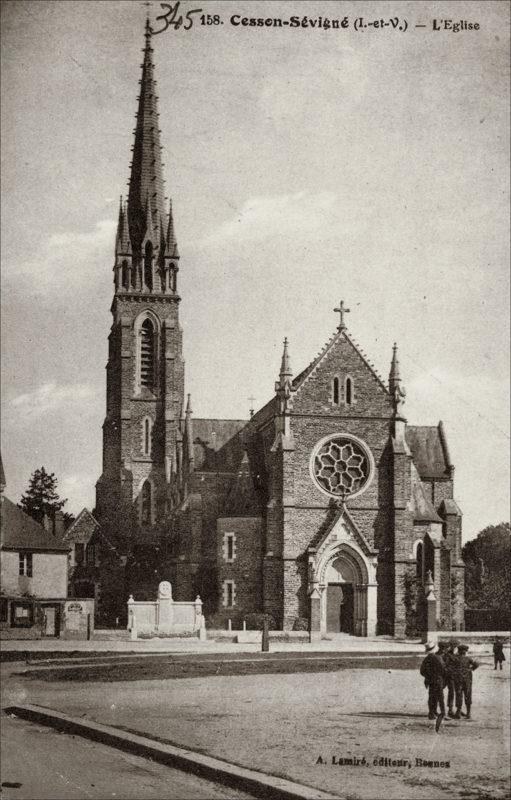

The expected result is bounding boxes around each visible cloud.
[202,192,338,247]
[2,219,116,296]
[9,381,97,420]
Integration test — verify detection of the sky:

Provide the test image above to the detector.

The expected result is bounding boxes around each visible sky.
[1,0,509,542]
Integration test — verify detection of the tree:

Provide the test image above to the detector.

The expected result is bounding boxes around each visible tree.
[462,523,510,610]
[19,467,68,525]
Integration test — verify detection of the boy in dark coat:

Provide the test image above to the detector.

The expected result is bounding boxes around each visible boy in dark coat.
[493,638,506,670]
[443,640,460,717]
[420,641,446,731]
[457,644,479,720]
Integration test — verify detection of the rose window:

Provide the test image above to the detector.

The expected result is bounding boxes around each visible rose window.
[312,435,371,498]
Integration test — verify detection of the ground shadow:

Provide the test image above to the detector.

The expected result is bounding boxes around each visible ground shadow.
[341,712,426,719]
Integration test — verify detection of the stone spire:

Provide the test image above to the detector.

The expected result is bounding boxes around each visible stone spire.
[127,20,167,255]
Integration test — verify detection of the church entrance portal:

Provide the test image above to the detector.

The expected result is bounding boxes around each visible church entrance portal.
[326,583,354,633]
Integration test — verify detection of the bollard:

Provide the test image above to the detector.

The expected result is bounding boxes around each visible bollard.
[228,619,232,631]
[262,617,269,652]
[243,619,246,632]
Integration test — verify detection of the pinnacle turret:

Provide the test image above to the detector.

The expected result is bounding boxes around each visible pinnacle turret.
[165,199,179,258]
[389,342,406,418]
[279,337,293,386]
[389,342,401,393]
[115,197,131,252]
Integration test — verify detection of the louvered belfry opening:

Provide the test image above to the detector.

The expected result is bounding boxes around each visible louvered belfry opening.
[140,318,155,391]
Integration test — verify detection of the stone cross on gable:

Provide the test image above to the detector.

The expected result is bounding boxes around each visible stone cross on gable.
[334,300,351,330]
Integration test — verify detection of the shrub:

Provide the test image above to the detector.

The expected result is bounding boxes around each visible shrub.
[292,616,309,631]
[206,612,243,630]
[244,613,277,631]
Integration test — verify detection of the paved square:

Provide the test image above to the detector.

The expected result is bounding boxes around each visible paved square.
[4,658,509,799]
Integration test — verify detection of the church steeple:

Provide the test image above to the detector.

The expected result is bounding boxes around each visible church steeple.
[127,21,167,256]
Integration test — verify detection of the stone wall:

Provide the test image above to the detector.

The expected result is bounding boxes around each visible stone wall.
[215,516,263,624]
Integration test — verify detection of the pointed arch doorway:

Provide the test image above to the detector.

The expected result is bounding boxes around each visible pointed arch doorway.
[325,551,363,634]
[308,509,378,638]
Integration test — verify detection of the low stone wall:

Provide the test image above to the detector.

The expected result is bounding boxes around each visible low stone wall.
[127,581,205,639]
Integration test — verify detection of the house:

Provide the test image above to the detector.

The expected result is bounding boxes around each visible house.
[0,480,70,638]
[63,507,101,599]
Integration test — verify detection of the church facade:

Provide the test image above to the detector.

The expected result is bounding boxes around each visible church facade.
[94,25,464,636]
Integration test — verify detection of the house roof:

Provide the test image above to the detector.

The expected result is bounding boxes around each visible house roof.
[406,424,451,479]
[1,497,69,552]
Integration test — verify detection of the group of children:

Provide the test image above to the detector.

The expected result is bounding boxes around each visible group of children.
[420,637,507,732]
[420,639,479,732]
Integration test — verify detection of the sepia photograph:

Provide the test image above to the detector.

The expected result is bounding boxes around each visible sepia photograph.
[1,1,509,798]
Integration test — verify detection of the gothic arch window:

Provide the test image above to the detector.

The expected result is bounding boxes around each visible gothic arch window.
[144,241,153,291]
[141,480,153,525]
[345,376,354,405]
[121,260,129,290]
[142,416,153,456]
[332,376,340,405]
[140,318,155,391]
[416,541,423,579]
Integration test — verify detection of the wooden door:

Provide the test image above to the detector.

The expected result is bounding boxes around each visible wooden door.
[340,584,354,634]
[326,585,343,632]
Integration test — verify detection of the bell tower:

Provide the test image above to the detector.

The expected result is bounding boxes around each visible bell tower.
[96,22,184,542]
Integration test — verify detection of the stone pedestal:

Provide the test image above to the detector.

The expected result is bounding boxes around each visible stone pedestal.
[156,581,174,634]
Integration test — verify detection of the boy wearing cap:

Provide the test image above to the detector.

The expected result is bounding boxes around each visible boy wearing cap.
[420,641,446,730]
[443,640,460,717]
[493,637,506,670]
[457,644,479,720]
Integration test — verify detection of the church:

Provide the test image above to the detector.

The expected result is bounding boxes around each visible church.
[94,23,465,637]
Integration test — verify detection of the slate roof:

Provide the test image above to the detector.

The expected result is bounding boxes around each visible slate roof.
[1,497,70,552]
[192,419,247,471]
[409,463,443,523]
[222,454,261,517]
[406,424,452,478]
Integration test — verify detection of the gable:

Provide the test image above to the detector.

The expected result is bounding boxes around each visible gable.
[292,330,392,417]
[63,508,100,543]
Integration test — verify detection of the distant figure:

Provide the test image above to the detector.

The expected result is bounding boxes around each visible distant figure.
[443,640,460,718]
[457,644,479,720]
[420,641,446,732]
[493,637,506,671]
